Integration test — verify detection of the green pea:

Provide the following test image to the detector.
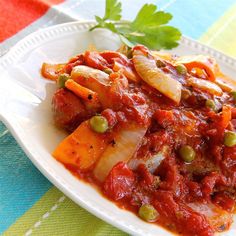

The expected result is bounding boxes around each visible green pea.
[57,74,70,88]
[230,91,236,101]
[224,131,236,147]
[138,204,158,222]
[176,64,187,75]
[103,68,113,75]
[89,115,108,133]
[179,145,196,163]
[205,99,216,111]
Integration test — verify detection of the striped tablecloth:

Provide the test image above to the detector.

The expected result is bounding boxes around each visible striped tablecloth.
[1,0,236,235]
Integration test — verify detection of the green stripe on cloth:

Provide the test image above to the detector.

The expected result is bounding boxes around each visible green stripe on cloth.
[200,3,236,57]
[3,187,127,236]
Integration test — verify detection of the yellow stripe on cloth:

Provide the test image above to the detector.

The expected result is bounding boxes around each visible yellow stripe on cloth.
[3,187,127,236]
[200,3,236,57]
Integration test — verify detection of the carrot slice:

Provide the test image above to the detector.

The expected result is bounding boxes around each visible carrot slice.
[41,63,65,81]
[177,55,217,81]
[221,105,232,130]
[65,79,99,103]
[53,121,109,170]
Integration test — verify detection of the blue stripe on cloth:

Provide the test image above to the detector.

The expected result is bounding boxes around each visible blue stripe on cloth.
[61,0,236,39]
[162,0,236,39]
[0,122,52,233]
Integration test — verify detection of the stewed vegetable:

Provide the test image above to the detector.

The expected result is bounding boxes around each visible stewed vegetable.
[179,145,196,163]
[138,204,159,222]
[224,131,236,147]
[205,99,216,110]
[175,64,187,75]
[230,91,236,101]
[89,115,108,133]
[42,44,236,236]
[57,74,70,88]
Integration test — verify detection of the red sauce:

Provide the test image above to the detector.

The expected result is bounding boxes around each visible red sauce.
[47,46,236,236]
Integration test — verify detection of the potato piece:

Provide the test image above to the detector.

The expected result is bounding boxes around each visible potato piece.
[53,121,109,170]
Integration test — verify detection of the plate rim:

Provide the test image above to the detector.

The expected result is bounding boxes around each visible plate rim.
[1,20,236,236]
[1,20,236,70]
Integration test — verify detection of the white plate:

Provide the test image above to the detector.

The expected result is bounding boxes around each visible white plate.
[0,21,236,236]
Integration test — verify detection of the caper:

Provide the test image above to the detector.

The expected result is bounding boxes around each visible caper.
[224,131,236,147]
[176,64,187,75]
[103,68,113,75]
[156,60,166,68]
[89,115,108,133]
[57,74,70,88]
[138,204,159,222]
[205,99,216,111]
[179,145,196,163]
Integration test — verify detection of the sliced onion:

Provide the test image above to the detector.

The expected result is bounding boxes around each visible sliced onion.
[71,65,110,107]
[187,202,232,231]
[128,146,168,173]
[71,65,109,86]
[187,77,223,96]
[133,47,182,104]
[113,61,140,82]
[215,72,236,92]
[151,51,173,61]
[93,125,147,182]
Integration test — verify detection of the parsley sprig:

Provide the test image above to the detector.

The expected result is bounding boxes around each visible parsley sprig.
[90,0,181,50]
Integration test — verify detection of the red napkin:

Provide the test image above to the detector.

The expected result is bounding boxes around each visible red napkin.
[0,0,63,42]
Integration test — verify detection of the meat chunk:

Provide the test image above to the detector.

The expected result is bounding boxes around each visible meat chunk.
[52,88,89,132]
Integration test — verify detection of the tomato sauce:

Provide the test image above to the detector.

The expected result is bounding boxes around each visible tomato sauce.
[43,46,236,236]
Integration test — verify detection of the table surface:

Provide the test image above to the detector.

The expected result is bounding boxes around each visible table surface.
[1,0,236,235]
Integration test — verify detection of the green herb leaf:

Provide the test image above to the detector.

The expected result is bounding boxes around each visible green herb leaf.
[95,16,104,24]
[127,26,181,50]
[104,22,118,33]
[131,4,173,30]
[91,1,181,50]
[104,0,122,21]
[119,35,134,48]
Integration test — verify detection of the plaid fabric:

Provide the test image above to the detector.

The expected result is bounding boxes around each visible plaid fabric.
[1,0,236,235]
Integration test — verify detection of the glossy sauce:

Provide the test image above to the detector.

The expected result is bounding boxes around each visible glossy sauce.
[45,47,236,236]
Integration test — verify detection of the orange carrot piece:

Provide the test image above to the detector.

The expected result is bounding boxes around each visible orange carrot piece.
[177,55,217,81]
[53,121,109,170]
[65,79,99,103]
[41,63,65,81]
[221,105,232,130]
[232,108,236,119]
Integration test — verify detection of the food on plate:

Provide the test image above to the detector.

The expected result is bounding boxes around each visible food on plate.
[41,44,236,236]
